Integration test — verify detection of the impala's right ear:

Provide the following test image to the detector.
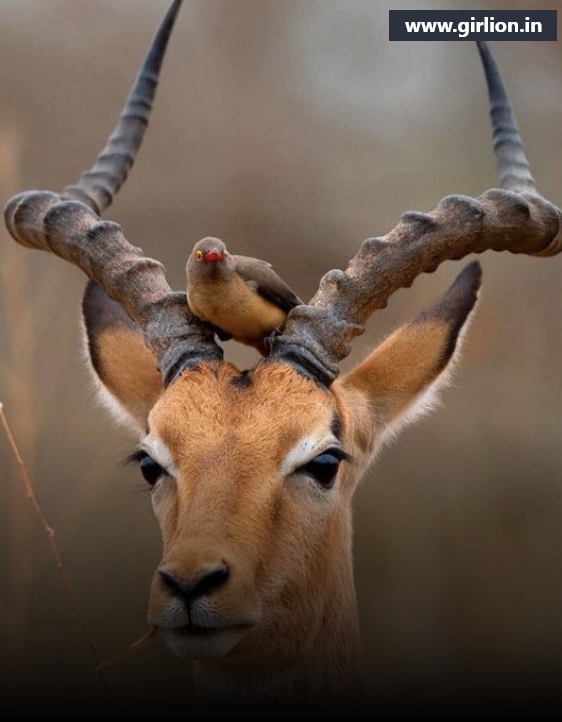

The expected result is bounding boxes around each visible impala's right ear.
[81,281,164,433]
[339,261,482,455]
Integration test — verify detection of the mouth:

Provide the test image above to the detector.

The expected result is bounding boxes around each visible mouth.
[177,622,246,636]
[161,622,253,659]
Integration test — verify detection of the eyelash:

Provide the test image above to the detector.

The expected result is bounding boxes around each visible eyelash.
[123,446,351,490]
[123,449,168,487]
[295,448,351,489]
[123,448,149,465]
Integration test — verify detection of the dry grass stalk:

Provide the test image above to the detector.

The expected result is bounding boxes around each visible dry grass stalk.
[0,401,115,710]
[95,626,158,673]
[0,120,38,668]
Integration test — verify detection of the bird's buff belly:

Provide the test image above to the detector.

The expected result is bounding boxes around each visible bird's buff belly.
[188,285,286,339]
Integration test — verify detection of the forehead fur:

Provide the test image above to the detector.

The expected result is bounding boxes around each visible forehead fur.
[148,362,336,468]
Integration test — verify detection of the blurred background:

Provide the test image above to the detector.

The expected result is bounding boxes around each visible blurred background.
[1,0,561,712]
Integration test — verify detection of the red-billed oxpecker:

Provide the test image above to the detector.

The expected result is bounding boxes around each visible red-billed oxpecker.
[186,237,304,354]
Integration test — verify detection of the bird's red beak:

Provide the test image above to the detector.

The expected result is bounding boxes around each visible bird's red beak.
[203,249,225,263]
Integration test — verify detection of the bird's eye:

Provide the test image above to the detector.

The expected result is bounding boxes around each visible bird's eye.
[195,249,203,261]
[296,449,349,489]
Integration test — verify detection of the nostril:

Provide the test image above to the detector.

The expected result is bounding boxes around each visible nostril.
[159,568,186,596]
[158,562,229,604]
[196,563,229,597]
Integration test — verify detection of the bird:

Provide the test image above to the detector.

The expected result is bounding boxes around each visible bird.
[186,237,304,355]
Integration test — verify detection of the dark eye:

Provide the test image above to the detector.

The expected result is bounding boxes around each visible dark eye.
[139,454,165,486]
[297,450,348,489]
[124,449,166,486]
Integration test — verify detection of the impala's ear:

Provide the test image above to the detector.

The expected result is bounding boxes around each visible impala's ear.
[81,281,164,433]
[339,261,482,452]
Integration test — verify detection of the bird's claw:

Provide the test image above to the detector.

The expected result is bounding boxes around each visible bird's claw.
[263,328,281,355]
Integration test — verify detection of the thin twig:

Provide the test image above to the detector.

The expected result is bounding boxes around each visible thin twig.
[95,626,158,673]
[0,119,38,670]
[0,402,115,710]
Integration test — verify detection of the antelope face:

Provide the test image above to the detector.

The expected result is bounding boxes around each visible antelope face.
[81,259,483,665]
[142,362,352,661]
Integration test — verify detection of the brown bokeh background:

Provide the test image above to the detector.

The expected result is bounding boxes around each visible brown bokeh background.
[1,0,562,712]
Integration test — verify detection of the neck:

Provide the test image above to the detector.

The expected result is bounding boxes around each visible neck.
[192,575,364,711]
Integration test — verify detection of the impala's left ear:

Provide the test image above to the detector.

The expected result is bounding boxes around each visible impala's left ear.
[338,261,482,452]
[81,281,164,433]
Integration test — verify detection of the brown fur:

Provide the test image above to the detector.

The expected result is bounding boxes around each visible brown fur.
[82,266,479,710]
[90,326,163,430]
[344,321,449,425]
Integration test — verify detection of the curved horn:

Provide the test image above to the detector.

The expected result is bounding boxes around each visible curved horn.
[4,0,222,386]
[64,0,184,215]
[476,40,536,194]
[270,41,562,387]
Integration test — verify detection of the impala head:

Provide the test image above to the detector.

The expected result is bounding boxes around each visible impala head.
[88,261,481,667]
[5,0,562,708]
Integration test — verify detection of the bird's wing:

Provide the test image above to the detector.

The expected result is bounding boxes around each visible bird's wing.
[234,255,304,313]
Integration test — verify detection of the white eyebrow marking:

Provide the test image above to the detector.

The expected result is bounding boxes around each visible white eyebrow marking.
[142,433,178,478]
[280,433,341,476]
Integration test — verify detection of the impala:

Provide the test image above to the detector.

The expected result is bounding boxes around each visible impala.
[5,0,562,712]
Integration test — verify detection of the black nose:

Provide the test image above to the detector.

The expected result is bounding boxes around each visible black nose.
[159,563,229,604]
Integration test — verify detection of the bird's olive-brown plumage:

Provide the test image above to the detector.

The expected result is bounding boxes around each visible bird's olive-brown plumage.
[186,237,304,354]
